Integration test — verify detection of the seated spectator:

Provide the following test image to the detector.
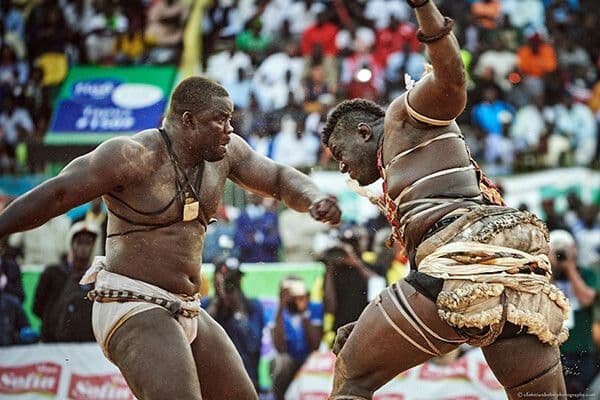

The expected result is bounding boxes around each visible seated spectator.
[272,114,320,169]
[471,86,515,165]
[270,276,322,400]
[234,193,281,263]
[0,94,33,162]
[204,256,263,391]
[0,252,23,303]
[501,0,545,31]
[0,45,27,87]
[0,0,24,41]
[572,205,600,270]
[470,0,502,30]
[253,42,304,112]
[0,263,30,346]
[33,221,99,342]
[115,15,146,65]
[205,43,253,86]
[145,0,189,64]
[340,40,385,97]
[300,12,338,59]
[202,204,237,263]
[373,16,419,69]
[550,230,600,394]
[510,95,547,153]
[74,198,107,257]
[550,94,597,166]
[236,18,271,58]
[473,38,517,93]
[223,67,253,110]
[335,23,376,58]
[364,0,409,31]
[304,64,330,103]
[517,32,558,79]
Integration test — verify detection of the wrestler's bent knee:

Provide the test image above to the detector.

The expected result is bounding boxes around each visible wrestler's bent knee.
[505,361,566,399]
[329,351,375,400]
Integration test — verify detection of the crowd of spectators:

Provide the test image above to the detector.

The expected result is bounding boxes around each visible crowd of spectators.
[0,0,598,175]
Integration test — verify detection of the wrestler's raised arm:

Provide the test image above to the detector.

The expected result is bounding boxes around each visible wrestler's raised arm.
[398,0,467,123]
[0,138,144,238]
[227,134,341,225]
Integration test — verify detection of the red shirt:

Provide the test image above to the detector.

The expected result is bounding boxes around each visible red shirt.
[301,23,339,57]
[374,23,420,67]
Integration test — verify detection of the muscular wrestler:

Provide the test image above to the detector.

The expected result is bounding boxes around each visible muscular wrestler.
[0,77,341,399]
[321,1,569,399]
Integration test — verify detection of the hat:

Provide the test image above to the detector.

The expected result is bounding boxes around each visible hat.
[66,221,100,246]
[549,230,575,251]
[281,276,307,297]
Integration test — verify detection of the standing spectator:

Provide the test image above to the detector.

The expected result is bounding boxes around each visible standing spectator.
[234,194,281,263]
[0,94,33,160]
[33,221,99,342]
[204,256,264,391]
[0,262,30,346]
[550,230,599,394]
[321,228,385,335]
[572,205,600,270]
[270,276,322,400]
[8,214,70,267]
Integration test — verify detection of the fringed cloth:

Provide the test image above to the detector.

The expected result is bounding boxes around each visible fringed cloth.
[414,207,570,347]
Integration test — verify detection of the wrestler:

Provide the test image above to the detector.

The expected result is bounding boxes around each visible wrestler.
[0,77,341,400]
[321,1,568,399]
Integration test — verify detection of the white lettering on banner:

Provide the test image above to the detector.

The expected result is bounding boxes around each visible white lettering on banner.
[0,362,61,395]
[68,374,135,400]
[76,106,135,130]
[73,82,115,100]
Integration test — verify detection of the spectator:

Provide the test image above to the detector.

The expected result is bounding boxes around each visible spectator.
[8,213,70,267]
[473,38,518,93]
[115,15,146,64]
[470,0,502,30]
[364,0,409,31]
[0,262,30,346]
[542,198,569,232]
[278,207,325,262]
[272,114,320,168]
[321,228,386,335]
[510,95,547,154]
[270,276,322,400]
[501,0,546,30]
[204,256,264,391]
[33,221,99,343]
[253,42,304,111]
[145,0,189,64]
[206,43,253,87]
[223,67,253,110]
[74,198,107,257]
[0,45,26,87]
[0,252,23,303]
[234,193,281,263]
[550,230,599,394]
[0,94,33,156]
[471,85,515,165]
[300,12,338,58]
[202,204,237,263]
[572,205,600,270]
[236,18,271,58]
[517,32,558,79]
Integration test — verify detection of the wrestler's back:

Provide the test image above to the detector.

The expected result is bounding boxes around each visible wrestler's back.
[102,129,229,296]
[383,95,484,254]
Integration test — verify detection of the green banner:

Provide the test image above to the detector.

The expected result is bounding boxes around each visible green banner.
[45,66,177,145]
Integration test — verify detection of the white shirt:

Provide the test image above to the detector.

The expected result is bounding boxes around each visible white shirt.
[253,52,304,111]
[510,105,546,150]
[364,0,410,29]
[0,108,34,145]
[272,120,320,168]
[473,50,518,91]
[502,0,545,30]
[205,50,252,85]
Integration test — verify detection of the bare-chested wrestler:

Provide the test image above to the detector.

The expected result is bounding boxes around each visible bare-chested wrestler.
[0,77,341,400]
[321,1,569,399]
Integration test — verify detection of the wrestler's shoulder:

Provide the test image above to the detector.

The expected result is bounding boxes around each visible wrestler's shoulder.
[92,129,162,171]
[224,133,252,160]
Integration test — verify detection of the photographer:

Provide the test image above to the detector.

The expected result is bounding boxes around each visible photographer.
[270,276,322,400]
[321,228,387,342]
[549,230,599,393]
[203,256,264,392]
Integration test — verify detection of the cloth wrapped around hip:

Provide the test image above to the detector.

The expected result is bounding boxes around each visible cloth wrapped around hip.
[415,206,570,347]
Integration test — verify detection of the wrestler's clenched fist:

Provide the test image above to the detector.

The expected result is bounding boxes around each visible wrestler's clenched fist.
[309,196,341,225]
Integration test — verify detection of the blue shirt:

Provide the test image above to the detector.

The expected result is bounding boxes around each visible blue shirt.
[201,297,264,387]
[282,302,323,362]
[471,100,514,136]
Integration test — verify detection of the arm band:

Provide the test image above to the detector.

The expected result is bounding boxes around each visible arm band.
[416,17,455,44]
